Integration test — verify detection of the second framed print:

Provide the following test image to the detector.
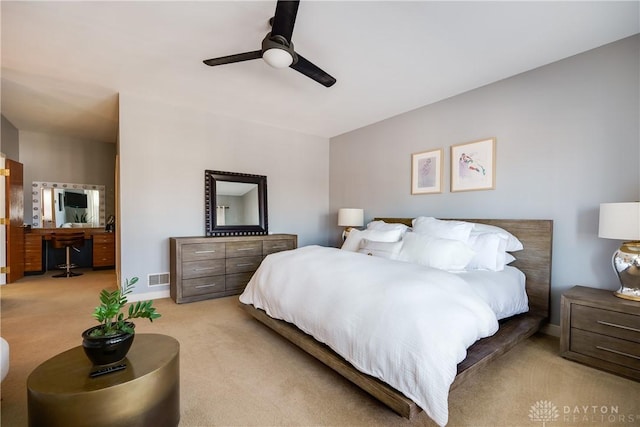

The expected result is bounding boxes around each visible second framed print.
[411,148,443,194]
[451,138,496,192]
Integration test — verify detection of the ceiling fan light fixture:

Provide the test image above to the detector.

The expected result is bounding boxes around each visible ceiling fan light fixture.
[263,47,293,68]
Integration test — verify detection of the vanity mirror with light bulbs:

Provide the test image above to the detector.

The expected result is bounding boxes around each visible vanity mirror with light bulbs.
[31,181,106,228]
[25,181,114,274]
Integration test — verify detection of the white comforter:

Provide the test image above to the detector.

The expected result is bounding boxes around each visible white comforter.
[239,245,499,426]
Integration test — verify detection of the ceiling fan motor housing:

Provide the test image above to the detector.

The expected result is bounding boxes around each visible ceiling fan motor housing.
[262,33,297,68]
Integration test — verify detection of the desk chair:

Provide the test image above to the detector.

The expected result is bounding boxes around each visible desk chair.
[51,232,85,278]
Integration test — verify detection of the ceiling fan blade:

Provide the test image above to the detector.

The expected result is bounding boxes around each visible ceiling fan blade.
[203,50,262,67]
[271,0,299,42]
[290,54,336,87]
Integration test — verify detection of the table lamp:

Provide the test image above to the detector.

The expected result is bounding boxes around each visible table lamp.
[338,208,364,240]
[598,202,640,301]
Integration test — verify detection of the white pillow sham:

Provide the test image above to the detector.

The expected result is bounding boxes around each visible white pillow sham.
[411,216,474,243]
[341,228,404,252]
[366,220,410,235]
[466,232,509,271]
[358,239,404,259]
[397,232,476,271]
[470,223,523,252]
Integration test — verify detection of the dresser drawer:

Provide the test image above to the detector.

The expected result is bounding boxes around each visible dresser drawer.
[572,304,640,343]
[226,256,262,274]
[182,276,226,297]
[226,272,254,292]
[571,328,640,371]
[263,239,295,255]
[226,241,262,258]
[182,259,225,279]
[93,234,114,244]
[182,243,225,261]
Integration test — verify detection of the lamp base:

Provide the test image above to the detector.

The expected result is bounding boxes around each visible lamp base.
[612,241,640,302]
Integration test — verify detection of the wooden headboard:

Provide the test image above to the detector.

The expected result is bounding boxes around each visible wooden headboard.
[375,218,553,320]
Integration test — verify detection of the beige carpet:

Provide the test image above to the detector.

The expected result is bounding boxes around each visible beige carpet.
[1,270,639,427]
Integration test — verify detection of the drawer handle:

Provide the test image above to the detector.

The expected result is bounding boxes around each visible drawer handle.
[597,320,640,334]
[235,263,254,267]
[194,267,219,271]
[271,245,287,249]
[235,248,255,251]
[595,346,640,360]
[195,250,217,254]
[195,283,220,289]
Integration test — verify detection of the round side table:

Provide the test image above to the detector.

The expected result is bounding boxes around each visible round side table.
[27,333,180,427]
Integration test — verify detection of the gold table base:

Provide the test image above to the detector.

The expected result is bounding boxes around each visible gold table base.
[27,333,180,427]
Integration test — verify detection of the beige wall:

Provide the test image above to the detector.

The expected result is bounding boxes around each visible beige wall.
[118,93,330,298]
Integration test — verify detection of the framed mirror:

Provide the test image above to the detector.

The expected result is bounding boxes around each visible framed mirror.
[31,181,106,228]
[205,170,268,237]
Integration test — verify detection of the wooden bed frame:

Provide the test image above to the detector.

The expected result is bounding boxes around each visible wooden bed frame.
[240,218,553,419]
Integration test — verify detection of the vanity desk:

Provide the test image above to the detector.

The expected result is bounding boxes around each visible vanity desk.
[24,228,115,273]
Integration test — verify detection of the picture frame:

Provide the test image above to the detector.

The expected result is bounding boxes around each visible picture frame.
[411,148,443,195]
[451,138,496,192]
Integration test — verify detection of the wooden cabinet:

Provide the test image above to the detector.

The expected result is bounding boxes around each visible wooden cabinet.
[561,286,640,381]
[170,234,297,304]
[24,233,44,273]
[92,233,115,268]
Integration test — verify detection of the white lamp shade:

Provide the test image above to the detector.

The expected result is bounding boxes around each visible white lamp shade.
[598,202,640,240]
[262,48,293,68]
[338,208,364,227]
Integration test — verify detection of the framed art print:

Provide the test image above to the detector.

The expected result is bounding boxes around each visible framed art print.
[451,138,496,192]
[411,148,443,194]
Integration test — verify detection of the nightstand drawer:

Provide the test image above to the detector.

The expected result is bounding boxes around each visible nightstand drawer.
[571,328,640,371]
[572,305,640,343]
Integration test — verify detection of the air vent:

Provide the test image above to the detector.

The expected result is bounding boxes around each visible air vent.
[148,273,170,287]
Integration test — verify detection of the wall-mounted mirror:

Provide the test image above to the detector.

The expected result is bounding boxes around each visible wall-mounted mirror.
[205,170,268,237]
[31,181,106,228]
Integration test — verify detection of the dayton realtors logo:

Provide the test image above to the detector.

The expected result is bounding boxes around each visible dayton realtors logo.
[529,400,639,425]
[529,400,560,426]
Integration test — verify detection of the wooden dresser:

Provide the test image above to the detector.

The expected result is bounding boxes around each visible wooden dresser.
[560,285,640,381]
[169,234,297,304]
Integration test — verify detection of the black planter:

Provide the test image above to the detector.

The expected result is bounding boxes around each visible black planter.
[81,323,135,366]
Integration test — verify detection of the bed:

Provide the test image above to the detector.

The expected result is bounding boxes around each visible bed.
[239,218,552,425]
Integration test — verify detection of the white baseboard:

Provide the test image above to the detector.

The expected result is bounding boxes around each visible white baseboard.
[540,323,560,337]
[128,289,170,302]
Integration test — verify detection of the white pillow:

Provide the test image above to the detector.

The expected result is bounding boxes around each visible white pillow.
[366,220,410,235]
[397,232,476,271]
[411,216,474,243]
[341,228,403,252]
[358,239,404,260]
[470,223,523,252]
[466,232,509,271]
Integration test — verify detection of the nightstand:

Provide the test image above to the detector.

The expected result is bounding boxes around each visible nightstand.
[560,286,640,381]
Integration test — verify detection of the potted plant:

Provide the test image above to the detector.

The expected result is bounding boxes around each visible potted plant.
[82,277,161,366]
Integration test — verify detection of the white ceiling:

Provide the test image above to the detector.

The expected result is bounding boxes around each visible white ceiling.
[1,1,638,143]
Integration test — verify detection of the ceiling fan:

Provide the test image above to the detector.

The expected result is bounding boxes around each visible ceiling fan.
[203,0,336,88]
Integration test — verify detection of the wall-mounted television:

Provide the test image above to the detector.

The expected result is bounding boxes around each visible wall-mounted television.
[64,191,88,209]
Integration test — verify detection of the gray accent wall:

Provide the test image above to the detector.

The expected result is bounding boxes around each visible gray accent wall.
[330,35,640,325]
